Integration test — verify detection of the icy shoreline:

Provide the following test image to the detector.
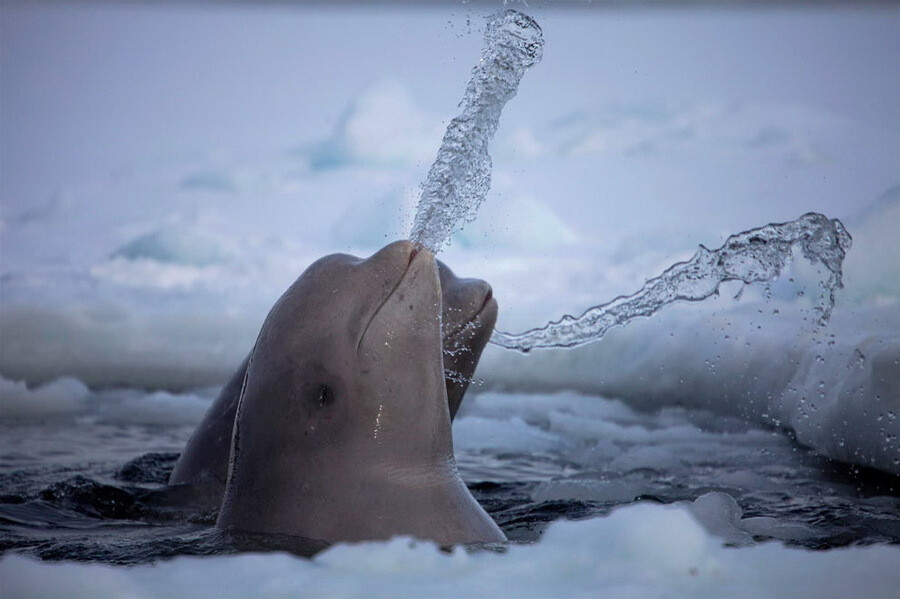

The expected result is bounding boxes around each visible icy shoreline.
[2,498,899,599]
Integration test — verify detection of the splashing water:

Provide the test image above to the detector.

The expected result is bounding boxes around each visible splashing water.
[491,213,852,353]
[409,11,852,355]
[410,9,544,253]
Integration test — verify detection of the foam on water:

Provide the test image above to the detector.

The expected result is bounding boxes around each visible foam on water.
[491,212,852,352]
[410,9,544,253]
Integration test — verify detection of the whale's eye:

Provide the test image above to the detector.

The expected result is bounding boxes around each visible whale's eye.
[317,384,335,407]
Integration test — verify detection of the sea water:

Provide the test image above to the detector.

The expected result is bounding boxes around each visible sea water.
[1,388,899,596]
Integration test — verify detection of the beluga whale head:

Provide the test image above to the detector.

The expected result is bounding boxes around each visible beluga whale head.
[217,240,505,546]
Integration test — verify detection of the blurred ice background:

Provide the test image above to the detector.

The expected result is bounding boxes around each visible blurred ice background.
[1,0,898,596]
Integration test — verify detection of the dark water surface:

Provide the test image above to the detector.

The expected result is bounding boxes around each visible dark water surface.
[1,407,899,566]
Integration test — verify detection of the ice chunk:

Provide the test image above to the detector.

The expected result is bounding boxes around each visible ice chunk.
[685,492,818,545]
[0,376,89,421]
[111,225,232,268]
[305,80,443,170]
[684,492,754,546]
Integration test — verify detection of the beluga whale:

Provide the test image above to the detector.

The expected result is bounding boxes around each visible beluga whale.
[215,241,505,545]
[169,257,498,511]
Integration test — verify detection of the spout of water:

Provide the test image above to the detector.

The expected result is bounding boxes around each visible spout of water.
[410,10,544,254]
[491,213,852,353]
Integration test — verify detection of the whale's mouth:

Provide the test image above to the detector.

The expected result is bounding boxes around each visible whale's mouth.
[480,288,493,311]
[357,244,434,353]
[443,288,496,342]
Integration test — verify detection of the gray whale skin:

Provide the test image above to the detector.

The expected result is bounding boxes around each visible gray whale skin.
[176,240,503,545]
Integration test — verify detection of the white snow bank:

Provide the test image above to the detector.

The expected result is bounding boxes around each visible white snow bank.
[451,178,580,251]
[331,181,579,252]
[2,500,898,599]
[0,377,89,420]
[839,185,900,304]
[110,225,234,268]
[502,100,845,166]
[302,79,445,170]
[0,300,254,390]
[0,375,214,426]
[479,302,900,476]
